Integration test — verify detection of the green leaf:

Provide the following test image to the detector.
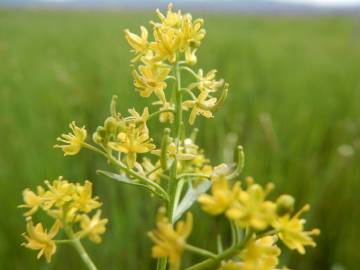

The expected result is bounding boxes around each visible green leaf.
[97,169,157,194]
[173,180,211,223]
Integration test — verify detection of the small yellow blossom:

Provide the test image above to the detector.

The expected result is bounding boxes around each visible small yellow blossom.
[19,186,45,216]
[54,121,87,156]
[108,124,156,168]
[239,236,281,270]
[132,64,171,103]
[183,91,217,125]
[150,26,181,63]
[127,107,149,131]
[148,212,193,270]
[185,47,197,65]
[189,69,224,93]
[155,3,182,28]
[74,180,102,213]
[180,14,206,49]
[272,204,320,254]
[124,26,149,62]
[43,177,75,209]
[226,182,276,230]
[198,174,239,215]
[77,210,108,244]
[22,218,60,263]
[159,102,175,123]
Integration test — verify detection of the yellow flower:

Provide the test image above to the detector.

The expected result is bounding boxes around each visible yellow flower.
[185,47,197,65]
[19,186,45,216]
[180,14,206,49]
[124,26,149,62]
[183,91,217,125]
[108,124,156,168]
[159,102,175,123]
[74,180,102,213]
[132,64,171,103]
[148,212,193,270]
[198,174,239,215]
[43,177,75,209]
[272,204,320,254]
[54,121,87,156]
[239,236,281,270]
[226,182,276,230]
[155,3,182,28]
[150,26,181,63]
[22,218,60,263]
[77,210,108,244]
[189,69,224,93]
[127,107,149,131]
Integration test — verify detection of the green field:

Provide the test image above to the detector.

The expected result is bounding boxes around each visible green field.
[1,9,360,270]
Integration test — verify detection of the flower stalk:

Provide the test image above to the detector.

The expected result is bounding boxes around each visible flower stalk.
[71,238,98,270]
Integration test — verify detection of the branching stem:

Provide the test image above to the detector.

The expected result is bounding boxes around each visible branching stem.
[185,244,217,258]
[186,230,253,270]
[82,143,168,201]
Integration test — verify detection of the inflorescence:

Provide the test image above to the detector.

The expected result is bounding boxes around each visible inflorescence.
[20,3,319,270]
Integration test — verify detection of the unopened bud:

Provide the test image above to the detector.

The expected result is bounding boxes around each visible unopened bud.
[104,116,119,133]
[276,194,295,216]
[92,132,103,144]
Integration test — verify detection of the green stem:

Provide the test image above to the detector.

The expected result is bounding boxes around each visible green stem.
[256,229,278,239]
[176,173,210,180]
[186,230,253,270]
[83,143,169,201]
[148,108,175,121]
[72,238,98,270]
[146,165,162,177]
[167,61,183,221]
[173,179,185,211]
[64,227,98,270]
[185,244,217,258]
[181,88,197,100]
[180,66,199,79]
[157,61,184,270]
[230,221,238,247]
[55,239,73,245]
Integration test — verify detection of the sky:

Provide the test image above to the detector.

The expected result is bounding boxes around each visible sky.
[274,0,360,6]
[33,0,360,7]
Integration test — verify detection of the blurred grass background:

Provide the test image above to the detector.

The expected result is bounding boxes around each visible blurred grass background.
[1,9,360,270]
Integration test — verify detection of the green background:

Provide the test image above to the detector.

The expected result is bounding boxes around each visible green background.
[0,9,359,270]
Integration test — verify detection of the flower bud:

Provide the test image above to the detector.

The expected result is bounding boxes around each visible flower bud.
[276,194,295,216]
[104,116,119,133]
[92,127,107,144]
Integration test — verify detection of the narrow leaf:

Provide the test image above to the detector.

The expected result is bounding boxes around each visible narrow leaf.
[173,180,211,223]
[97,169,156,193]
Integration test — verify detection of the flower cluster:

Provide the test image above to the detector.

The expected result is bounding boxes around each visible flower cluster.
[19,177,108,263]
[125,3,226,125]
[22,3,320,270]
[197,174,320,269]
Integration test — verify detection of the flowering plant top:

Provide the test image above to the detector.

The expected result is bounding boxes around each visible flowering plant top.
[20,3,319,270]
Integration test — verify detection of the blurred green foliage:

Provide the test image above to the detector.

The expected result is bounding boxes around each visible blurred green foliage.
[0,9,360,270]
